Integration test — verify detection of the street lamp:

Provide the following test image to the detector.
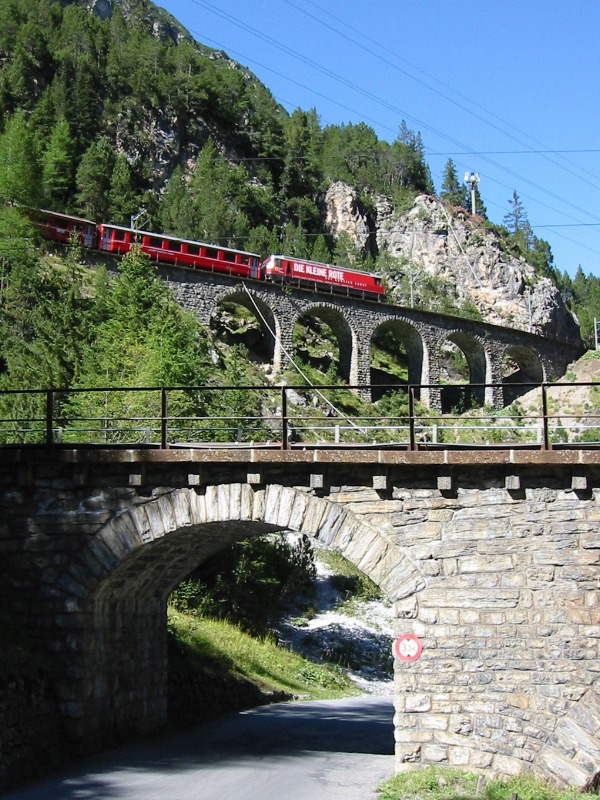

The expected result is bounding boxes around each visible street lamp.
[464,172,480,215]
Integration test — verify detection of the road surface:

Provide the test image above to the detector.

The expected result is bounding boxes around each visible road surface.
[5,695,395,800]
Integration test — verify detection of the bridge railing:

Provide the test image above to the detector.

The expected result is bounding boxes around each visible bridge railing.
[0,382,597,450]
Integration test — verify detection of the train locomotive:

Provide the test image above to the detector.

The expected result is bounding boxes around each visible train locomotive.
[27,207,386,300]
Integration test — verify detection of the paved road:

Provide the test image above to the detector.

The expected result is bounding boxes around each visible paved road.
[5,695,395,800]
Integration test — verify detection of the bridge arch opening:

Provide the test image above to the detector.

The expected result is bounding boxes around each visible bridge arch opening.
[209,290,277,368]
[369,320,423,402]
[439,331,488,412]
[502,345,545,405]
[62,485,421,750]
[292,306,355,383]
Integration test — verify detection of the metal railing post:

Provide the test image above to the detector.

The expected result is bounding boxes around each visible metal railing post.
[46,390,54,446]
[161,388,168,449]
[541,384,550,450]
[281,386,289,450]
[409,386,416,451]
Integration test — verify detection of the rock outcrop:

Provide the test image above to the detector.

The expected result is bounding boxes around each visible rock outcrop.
[325,182,581,346]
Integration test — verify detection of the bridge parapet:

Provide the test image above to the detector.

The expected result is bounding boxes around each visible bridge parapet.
[1,446,599,786]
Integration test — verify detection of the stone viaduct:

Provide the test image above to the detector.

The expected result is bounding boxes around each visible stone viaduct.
[2,445,600,788]
[158,266,581,409]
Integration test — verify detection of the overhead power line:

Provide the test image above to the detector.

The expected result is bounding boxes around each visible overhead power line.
[188,0,600,228]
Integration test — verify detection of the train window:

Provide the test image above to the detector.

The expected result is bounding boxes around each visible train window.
[187,244,200,256]
[166,241,181,252]
[205,248,218,259]
[223,252,236,262]
[275,258,282,268]
[114,229,127,241]
[240,256,249,265]
[149,237,162,248]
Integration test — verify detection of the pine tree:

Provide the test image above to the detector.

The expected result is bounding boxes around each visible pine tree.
[440,159,467,208]
[109,154,138,225]
[42,117,75,207]
[311,234,331,263]
[503,190,527,235]
[76,138,115,220]
[0,110,39,205]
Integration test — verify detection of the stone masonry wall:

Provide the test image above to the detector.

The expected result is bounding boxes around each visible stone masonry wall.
[160,265,580,403]
[1,449,599,789]
[323,470,600,786]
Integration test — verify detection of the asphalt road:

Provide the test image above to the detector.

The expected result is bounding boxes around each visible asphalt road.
[5,695,395,800]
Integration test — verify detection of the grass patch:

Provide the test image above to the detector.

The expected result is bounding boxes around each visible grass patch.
[317,548,383,603]
[377,767,597,800]
[167,608,359,699]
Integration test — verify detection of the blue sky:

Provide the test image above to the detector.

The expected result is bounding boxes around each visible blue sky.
[156,0,600,278]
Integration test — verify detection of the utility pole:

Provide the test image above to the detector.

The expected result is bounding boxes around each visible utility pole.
[595,317,599,350]
[130,209,147,231]
[464,172,480,215]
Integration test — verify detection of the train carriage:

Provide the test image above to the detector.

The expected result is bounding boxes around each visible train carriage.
[24,206,387,301]
[27,208,98,248]
[98,223,262,279]
[262,254,385,300]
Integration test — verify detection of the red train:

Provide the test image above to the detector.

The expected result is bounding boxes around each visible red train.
[26,207,386,300]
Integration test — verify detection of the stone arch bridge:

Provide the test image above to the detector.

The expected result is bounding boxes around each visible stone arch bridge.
[158,266,580,409]
[2,445,600,788]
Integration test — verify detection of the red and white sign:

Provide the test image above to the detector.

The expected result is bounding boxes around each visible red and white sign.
[393,634,423,662]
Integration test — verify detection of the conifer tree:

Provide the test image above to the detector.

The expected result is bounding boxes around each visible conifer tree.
[76,138,115,220]
[109,154,138,225]
[42,117,75,207]
[0,111,39,205]
[440,159,467,208]
[311,234,331,263]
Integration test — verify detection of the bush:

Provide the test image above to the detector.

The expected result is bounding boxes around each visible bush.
[169,534,316,635]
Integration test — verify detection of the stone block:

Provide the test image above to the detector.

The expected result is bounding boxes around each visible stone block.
[405,693,432,713]
[310,473,324,489]
[372,474,388,491]
[505,474,521,491]
[437,475,453,492]
[421,743,448,762]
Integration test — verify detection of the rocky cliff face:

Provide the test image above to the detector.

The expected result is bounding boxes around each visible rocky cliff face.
[325,182,581,346]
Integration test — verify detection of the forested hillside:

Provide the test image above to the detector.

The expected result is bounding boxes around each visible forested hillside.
[0,0,597,355]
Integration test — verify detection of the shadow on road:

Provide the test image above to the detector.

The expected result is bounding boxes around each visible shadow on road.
[4,696,394,799]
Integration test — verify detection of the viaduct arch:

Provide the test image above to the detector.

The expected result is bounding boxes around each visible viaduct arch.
[162,268,581,408]
[2,447,600,788]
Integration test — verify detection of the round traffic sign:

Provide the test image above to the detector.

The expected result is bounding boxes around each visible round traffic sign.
[393,634,423,662]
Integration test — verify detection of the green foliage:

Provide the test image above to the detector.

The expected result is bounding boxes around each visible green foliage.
[317,548,382,603]
[167,608,355,699]
[440,158,467,208]
[169,534,317,635]
[559,266,600,348]
[378,767,598,800]
[76,138,115,220]
[41,117,75,206]
[0,227,94,390]
[0,110,39,205]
